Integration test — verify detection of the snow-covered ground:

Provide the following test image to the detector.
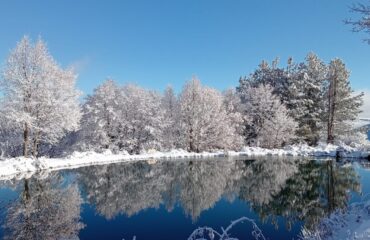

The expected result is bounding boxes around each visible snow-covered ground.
[0,144,368,180]
[301,199,370,240]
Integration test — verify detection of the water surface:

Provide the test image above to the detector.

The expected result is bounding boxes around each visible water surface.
[0,157,367,239]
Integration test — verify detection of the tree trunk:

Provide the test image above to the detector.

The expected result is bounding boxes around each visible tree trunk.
[23,123,29,157]
[189,126,195,152]
[32,131,39,158]
[327,75,337,144]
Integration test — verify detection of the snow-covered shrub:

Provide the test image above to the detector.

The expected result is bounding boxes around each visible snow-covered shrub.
[335,130,370,150]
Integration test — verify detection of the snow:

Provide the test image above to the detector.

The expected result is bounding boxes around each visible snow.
[238,143,369,158]
[0,144,368,180]
[302,200,370,240]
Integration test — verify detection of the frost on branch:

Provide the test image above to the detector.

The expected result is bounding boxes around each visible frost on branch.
[187,217,266,240]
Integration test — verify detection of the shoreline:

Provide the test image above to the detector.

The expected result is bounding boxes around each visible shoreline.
[0,144,369,180]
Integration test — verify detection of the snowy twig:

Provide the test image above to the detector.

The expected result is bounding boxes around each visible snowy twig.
[187,217,266,240]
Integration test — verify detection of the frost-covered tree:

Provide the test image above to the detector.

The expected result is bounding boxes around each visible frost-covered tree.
[78,81,165,153]
[161,85,180,150]
[238,58,291,104]
[178,77,243,152]
[324,59,363,144]
[1,36,81,157]
[80,79,123,150]
[238,54,363,146]
[0,103,23,157]
[293,53,327,145]
[240,84,297,148]
[223,88,245,140]
[120,84,165,153]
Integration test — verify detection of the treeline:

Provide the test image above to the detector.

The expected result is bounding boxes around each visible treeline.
[0,37,364,158]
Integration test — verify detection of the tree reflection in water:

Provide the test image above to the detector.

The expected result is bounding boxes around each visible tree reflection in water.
[78,157,360,231]
[1,173,84,240]
[0,157,361,239]
[247,160,360,231]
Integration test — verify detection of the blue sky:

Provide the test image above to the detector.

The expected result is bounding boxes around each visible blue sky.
[0,0,369,97]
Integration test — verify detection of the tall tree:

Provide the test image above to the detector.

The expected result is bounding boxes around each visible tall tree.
[325,59,363,144]
[1,36,81,157]
[161,85,179,150]
[238,58,291,104]
[178,77,242,152]
[293,53,327,145]
[80,79,122,150]
[79,81,165,153]
[120,84,165,153]
[222,88,245,142]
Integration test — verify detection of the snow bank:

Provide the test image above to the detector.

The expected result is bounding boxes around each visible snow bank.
[0,144,368,180]
[301,199,370,240]
[0,149,228,180]
[234,143,369,158]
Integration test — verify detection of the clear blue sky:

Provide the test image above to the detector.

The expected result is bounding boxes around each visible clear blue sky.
[0,0,369,95]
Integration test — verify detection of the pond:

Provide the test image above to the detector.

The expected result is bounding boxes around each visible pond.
[0,157,367,240]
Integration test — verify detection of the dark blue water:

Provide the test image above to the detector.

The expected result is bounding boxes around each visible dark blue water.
[0,158,367,240]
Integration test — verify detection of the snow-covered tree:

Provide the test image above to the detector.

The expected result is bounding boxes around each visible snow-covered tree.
[238,59,290,102]
[240,84,297,148]
[1,36,81,157]
[238,54,364,146]
[222,88,245,143]
[161,85,180,150]
[293,53,327,145]
[0,102,23,157]
[79,81,165,153]
[324,58,363,144]
[120,84,165,153]
[178,77,243,152]
[80,79,123,150]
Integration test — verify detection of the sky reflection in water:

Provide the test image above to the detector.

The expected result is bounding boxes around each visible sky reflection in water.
[0,157,365,240]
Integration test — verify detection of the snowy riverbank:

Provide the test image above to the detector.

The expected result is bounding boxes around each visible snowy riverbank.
[0,144,368,180]
[302,199,370,240]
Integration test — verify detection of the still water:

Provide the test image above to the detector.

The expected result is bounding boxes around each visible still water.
[0,157,368,240]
